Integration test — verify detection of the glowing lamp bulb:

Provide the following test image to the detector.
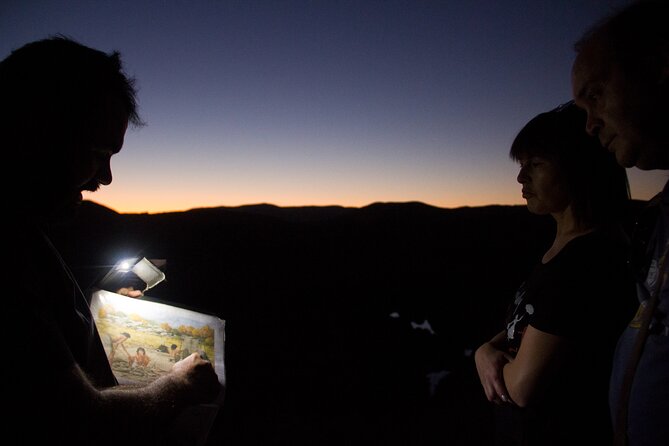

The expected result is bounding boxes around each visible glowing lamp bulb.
[116,260,134,272]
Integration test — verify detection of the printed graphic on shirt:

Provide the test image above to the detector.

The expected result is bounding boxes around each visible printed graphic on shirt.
[505,282,534,355]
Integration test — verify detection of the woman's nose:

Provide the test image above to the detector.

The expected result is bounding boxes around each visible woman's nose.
[517,166,528,184]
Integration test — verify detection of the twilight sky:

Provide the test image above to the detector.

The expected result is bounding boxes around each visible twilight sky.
[2,0,666,213]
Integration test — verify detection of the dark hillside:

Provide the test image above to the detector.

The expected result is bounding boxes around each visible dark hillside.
[48,200,643,445]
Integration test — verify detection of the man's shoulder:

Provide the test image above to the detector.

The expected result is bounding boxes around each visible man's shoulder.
[8,219,48,267]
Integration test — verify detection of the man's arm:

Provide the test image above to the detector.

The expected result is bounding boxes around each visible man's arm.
[61,352,222,444]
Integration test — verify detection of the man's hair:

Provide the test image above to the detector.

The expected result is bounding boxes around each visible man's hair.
[1,35,142,125]
[574,0,668,81]
[0,35,142,159]
[510,101,630,227]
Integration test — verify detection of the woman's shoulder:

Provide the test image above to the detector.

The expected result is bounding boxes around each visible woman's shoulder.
[567,225,630,255]
[557,227,631,279]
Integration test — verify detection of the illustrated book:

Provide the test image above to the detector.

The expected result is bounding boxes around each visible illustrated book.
[89,258,225,446]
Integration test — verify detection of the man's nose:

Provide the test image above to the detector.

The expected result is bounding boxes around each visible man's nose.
[97,161,113,186]
[585,112,602,136]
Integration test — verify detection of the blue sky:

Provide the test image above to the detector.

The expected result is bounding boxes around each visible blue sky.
[2,0,665,212]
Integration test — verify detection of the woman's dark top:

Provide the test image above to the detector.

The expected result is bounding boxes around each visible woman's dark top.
[494,229,636,446]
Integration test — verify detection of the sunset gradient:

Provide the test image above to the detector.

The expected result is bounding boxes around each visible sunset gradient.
[3,0,666,214]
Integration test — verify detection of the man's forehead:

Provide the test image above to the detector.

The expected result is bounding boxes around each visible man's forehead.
[82,112,128,153]
[573,41,612,92]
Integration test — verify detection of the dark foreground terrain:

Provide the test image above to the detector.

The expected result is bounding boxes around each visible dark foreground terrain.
[50,200,641,445]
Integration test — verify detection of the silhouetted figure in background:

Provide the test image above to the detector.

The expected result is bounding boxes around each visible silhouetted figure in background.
[572,1,668,444]
[474,102,636,445]
[3,36,222,445]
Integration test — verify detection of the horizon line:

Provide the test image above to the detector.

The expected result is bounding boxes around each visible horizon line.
[83,199,537,215]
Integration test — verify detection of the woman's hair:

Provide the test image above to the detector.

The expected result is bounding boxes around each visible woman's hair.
[509,101,630,227]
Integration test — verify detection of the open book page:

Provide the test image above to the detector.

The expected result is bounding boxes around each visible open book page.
[90,289,225,445]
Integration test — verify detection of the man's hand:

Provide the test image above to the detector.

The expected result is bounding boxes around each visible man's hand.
[171,352,223,405]
[117,287,143,298]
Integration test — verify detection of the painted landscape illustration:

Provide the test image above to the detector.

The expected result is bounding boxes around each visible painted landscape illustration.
[90,290,225,385]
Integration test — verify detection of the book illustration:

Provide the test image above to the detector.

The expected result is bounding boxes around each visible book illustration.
[90,289,225,386]
[89,258,226,445]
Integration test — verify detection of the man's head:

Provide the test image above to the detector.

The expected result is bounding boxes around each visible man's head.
[571,0,668,170]
[0,35,142,219]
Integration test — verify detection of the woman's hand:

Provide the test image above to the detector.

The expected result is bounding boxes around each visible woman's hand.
[474,341,514,405]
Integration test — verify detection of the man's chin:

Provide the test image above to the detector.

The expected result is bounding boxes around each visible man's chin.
[614,146,638,169]
[48,198,83,225]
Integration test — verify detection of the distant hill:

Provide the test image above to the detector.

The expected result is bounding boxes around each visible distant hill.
[48,199,645,446]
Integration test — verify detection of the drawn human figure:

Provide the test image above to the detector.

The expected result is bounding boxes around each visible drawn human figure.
[129,347,150,368]
[108,332,131,364]
[169,344,182,362]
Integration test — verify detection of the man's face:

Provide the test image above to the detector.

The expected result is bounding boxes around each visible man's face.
[572,38,668,170]
[47,103,128,218]
[69,111,128,197]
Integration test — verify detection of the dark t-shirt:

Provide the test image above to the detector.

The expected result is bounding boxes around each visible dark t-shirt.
[494,230,636,446]
[8,219,117,443]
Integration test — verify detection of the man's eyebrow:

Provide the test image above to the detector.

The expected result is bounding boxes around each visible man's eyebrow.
[574,82,589,100]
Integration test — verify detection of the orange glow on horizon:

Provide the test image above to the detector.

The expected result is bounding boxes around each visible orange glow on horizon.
[83,192,525,214]
[83,167,667,214]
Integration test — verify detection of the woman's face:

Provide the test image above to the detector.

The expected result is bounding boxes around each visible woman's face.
[516,155,570,215]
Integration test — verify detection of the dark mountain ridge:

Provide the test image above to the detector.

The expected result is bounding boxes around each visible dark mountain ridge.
[49,199,647,446]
